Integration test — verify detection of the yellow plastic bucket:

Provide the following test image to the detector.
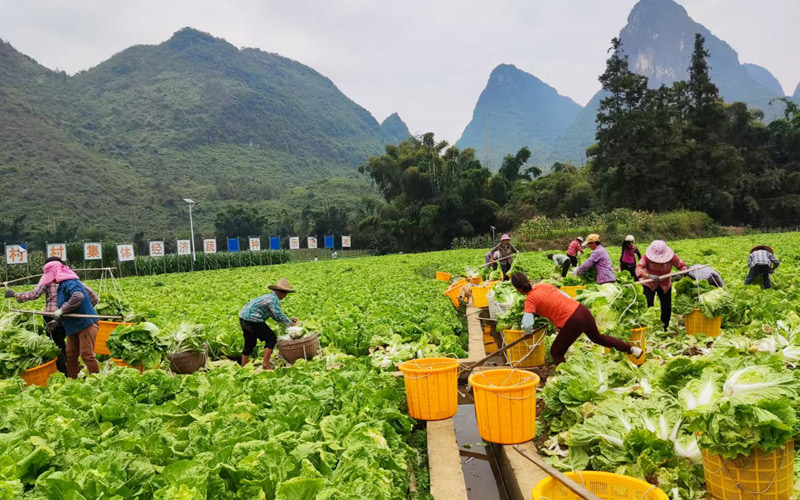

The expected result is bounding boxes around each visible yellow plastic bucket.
[443,279,466,307]
[469,369,539,444]
[603,327,646,366]
[685,309,722,337]
[484,325,498,353]
[532,471,668,500]
[95,321,133,355]
[628,327,647,366]
[472,283,495,308]
[399,357,459,421]
[702,440,794,500]
[435,271,451,282]
[469,276,482,285]
[560,285,585,298]
[503,329,546,367]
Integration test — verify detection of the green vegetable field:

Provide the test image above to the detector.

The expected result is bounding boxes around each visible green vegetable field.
[2,232,800,499]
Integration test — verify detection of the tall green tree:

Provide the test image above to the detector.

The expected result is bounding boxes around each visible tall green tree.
[358,134,500,253]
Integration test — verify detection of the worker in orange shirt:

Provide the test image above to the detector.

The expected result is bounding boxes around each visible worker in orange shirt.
[511,273,641,365]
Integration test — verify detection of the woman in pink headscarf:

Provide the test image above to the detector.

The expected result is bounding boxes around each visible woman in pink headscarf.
[46,260,101,378]
[635,240,687,330]
[5,257,98,375]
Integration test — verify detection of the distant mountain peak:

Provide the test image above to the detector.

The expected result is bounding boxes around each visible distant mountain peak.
[165,27,234,51]
[549,0,785,166]
[379,113,410,144]
[793,83,800,100]
[457,64,581,168]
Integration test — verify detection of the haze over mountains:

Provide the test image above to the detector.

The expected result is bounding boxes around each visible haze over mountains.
[1,0,797,238]
[0,28,408,236]
[459,0,796,167]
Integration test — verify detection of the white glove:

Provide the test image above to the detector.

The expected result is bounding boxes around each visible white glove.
[521,312,535,334]
[53,309,63,319]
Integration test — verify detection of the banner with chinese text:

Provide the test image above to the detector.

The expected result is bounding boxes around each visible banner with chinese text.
[117,244,135,262]
[342,235,351,248]
[5,244,27,265]
[289,237,300,250]
[149,241,165,258]
[84,242,102,261]
[47,243,67,261]
[307,237,317,249]
[204,239,217,254]
[177,240,192,256]
[249,237,261,251]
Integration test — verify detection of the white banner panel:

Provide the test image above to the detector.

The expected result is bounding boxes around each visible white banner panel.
[249,237,261,251]
[149,241,165,258]
[307,237,317,249]
[289,237,300,250]
[5,244,27,265]
[341,235,351,248]
[117,244,135,262]
[177,240,192,256]
[203,239,217,254]
[47,243,67,261]
[84,242,102,261]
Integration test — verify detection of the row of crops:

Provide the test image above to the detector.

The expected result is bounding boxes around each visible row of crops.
[486,233,800,499]
[1,231,800,498]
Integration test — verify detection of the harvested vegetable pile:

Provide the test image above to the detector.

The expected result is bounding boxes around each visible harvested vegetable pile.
[107,322,170,369]
[0,313,59,377]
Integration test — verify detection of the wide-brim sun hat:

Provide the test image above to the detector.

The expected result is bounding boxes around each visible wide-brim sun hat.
[501,234,511,241]
[268,278,296,293]
[625,235,635,243]
[750,245,774,254]
[645,240,674,264]
[583,234,600,246]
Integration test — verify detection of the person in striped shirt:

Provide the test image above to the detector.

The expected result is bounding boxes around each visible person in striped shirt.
[745,246,780,289]
[566,237,584,267]
[4,257,98,374]
[238,278,300,370]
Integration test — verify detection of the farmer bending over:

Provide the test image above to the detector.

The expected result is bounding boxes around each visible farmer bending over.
[511,273,641,365]
[238,278,299,370]
[5,257,98,375]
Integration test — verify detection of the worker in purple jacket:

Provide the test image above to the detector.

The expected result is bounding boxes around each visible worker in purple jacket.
[574,234,616,284]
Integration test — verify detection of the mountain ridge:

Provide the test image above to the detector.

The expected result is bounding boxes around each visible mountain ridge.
[456,63,582,169]
[0,28,391,238]
[549,0,788,165]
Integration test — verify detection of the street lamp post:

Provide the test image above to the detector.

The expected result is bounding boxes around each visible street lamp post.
[183,198,197,262]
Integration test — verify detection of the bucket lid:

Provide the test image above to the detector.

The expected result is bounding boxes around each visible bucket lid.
[469,368,539,390]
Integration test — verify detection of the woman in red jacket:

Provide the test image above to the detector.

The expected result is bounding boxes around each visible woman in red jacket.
[511,273,640,365]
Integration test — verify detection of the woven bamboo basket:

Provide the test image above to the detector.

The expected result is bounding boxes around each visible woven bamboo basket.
[276,333,319,363]
[168,344,209,374]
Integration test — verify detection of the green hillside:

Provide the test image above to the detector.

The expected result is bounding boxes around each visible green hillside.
[0,28,403,239]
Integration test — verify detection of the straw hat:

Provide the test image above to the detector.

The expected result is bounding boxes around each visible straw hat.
[584,234,600,246]
[576,236,584,243]
[645,240,674,264]
[625,235,635,243]
[750,245,773,254]
[268,278,296,293]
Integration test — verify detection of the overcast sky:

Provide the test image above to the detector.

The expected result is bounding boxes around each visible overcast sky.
[1,0,797,143]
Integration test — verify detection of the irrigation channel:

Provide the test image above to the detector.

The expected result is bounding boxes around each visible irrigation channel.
[455,384,510,500]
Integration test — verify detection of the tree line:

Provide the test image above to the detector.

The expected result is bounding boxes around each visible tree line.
[357,34,800,253]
